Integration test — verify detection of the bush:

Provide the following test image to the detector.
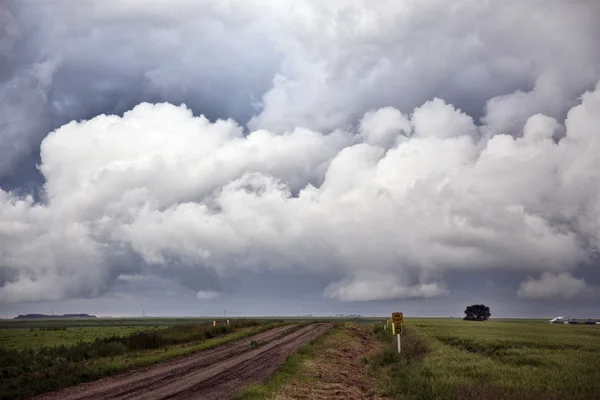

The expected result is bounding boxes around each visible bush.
[96,341,128,357]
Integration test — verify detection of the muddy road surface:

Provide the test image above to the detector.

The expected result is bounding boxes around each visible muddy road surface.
[34,323,332,400]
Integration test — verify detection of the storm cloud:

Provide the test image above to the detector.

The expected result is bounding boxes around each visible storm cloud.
[1,0,600,308]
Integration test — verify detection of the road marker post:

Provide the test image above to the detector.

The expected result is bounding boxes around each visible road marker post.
[392,312,403,354]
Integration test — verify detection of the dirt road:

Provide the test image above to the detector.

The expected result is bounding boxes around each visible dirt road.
[34,323,332,400]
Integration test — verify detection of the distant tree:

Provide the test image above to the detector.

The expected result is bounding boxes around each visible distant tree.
[463,304,491,321]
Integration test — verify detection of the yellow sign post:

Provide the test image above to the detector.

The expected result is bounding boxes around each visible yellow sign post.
[392,312,403,335]
[392,312,403,354]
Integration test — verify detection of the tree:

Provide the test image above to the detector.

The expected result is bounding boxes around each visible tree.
[463,304,491,321]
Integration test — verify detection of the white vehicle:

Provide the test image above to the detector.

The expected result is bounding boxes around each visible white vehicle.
[549,316,568,324]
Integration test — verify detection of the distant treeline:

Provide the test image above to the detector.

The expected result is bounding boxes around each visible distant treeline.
[13,314,97,319]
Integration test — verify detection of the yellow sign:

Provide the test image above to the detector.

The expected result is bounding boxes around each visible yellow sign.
[392,312,403,335]
[392,312,403,324]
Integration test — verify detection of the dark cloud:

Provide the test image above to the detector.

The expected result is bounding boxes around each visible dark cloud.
[0,0,280,182]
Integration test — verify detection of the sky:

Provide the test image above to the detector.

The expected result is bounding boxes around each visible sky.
[1,0,600,318]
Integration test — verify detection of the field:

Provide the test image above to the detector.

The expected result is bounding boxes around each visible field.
[0,326,167,351]
[0,316,373,351]
[0,317,215,329]
[372,318,600,400]
[2,317,600,399]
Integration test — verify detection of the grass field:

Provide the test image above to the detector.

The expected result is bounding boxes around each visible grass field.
[0,326,165,350]
[0,317,214,329]
[372,318,600,400]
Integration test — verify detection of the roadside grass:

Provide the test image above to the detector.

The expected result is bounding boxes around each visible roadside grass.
[235,322,381,400]
[369,319,600,400]
[0,320,284,400]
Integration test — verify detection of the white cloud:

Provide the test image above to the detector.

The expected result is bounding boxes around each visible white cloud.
[196,290,220,300]
[324,274,448,302]
[359,107,411,148]
[517,272,594,300]
[0,81,599,303]
[411,98,477,139]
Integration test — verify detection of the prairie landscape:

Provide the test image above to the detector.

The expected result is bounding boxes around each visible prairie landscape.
[2,316,599,399]
[3,0,600,399]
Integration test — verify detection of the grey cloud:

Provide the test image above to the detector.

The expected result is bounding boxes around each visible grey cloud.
[0,0,280,181]
[517,272,595,300]
[249,0,600,134]
[4,0,600,182]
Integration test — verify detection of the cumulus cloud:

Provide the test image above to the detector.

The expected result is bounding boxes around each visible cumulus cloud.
[196,290,220,300]
[1,81,600,303]
[517,272,594,300]
[1,0,600,305]
[324,273,448,302]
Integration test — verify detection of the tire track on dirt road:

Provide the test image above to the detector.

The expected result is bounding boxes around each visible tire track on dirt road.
[34,323,332,400]
[153,323,332,400]
[33,324,296,400]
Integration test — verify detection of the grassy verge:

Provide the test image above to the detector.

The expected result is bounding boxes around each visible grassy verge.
[368,324,435,399]
[1,320,284,399]
[235,323,383,400]
[233,324,337,400]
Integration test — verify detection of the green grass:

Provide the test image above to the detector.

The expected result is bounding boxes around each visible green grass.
[371,318,600,400]
[0,326,163,350]
[0,317,215,329]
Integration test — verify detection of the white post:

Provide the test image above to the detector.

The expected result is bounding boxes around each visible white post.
[397,334,401,354]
